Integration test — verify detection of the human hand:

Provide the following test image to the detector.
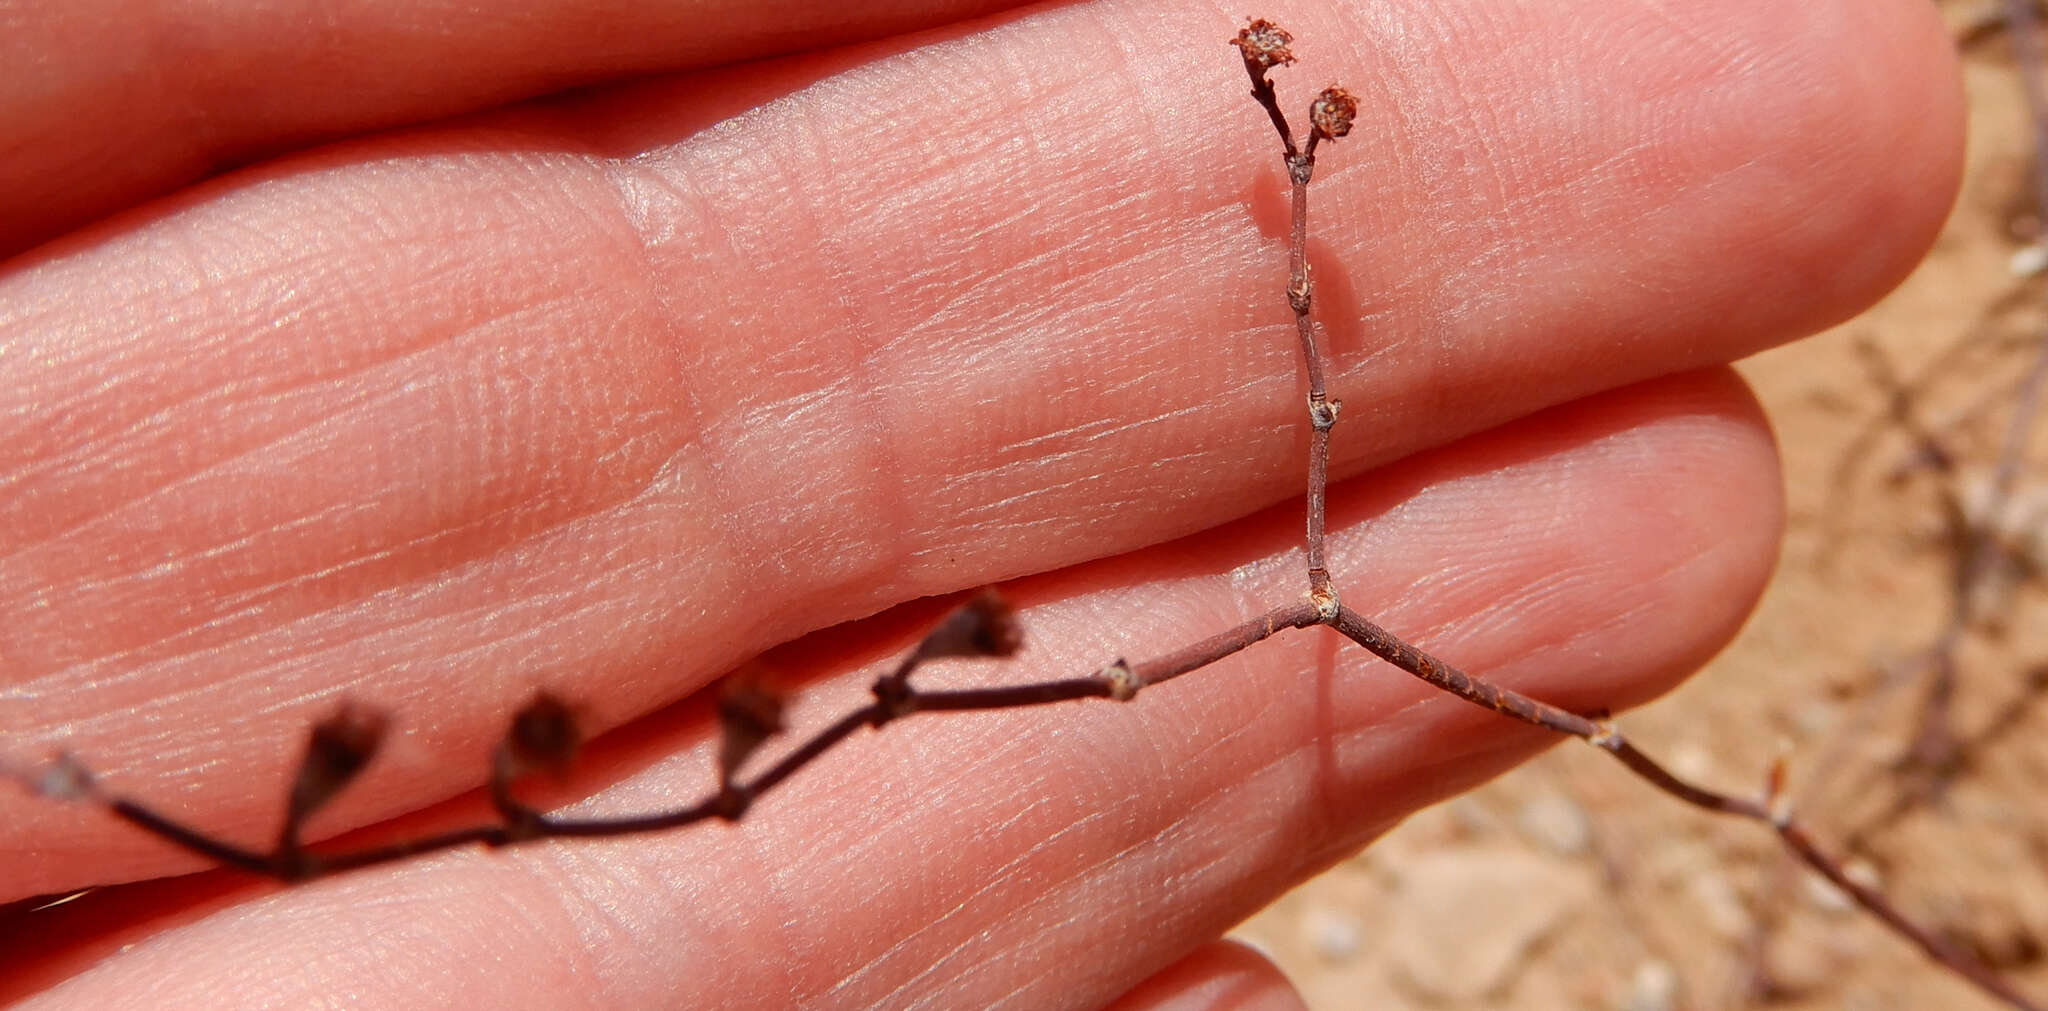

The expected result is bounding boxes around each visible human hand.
[0,0,1960,1006]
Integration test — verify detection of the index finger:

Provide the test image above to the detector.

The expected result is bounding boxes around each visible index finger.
[0,0,1031,256]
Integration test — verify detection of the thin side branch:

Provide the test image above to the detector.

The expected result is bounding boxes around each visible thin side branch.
[11,595,1315,878]
[1329,604,2040,1009]
[1235,18,1354,614]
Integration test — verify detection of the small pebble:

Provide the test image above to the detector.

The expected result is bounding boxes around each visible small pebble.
[1687,871,1754,941]
[1385,848,1591,1001]
[1793,702,1836,738]
[1668,743,1715,784]
[2011,242,2048,277]
[1302,905,1362,963]
[1516,792,1592,857]
[1619,959,1678,1011]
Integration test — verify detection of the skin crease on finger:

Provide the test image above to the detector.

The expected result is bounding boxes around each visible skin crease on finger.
[0,0,1957,917]
[4,369,1780,1008]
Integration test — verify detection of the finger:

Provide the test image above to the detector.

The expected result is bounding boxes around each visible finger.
[1106,940,1307,1011]
[0,0,1033,256]
[0,0,1941,896]
[3,369,1781,1008]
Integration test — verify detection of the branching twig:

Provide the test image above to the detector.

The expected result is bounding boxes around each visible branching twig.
[1231,18,1353,615]
[17,592,1320,880]
[6,19,2041,1011]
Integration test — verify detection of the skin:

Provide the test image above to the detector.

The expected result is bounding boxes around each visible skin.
[0,0,1961,1006]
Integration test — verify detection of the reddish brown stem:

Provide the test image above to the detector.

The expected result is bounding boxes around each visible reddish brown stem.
[1237,18,1341,610]
[15,598,1311,877]
[1333,604,2039,1011]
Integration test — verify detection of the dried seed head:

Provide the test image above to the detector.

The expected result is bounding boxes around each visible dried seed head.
[288,704,389,821]
[917,589,1023,660]
[504,693,582,777]
[1310,86,1358,140]
[1232,18,1296,70]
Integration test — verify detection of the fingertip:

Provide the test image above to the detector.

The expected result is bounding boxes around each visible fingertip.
[1106,939,1309,1011]
[1688,0,1964,339]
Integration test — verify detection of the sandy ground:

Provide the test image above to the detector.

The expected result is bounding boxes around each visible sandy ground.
[1233,10,2048,1010]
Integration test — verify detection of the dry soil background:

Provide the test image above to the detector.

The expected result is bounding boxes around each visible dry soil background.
[1235,7,2048,1010]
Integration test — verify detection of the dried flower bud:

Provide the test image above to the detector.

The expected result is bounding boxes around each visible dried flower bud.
[1310,86,1358,140]
[917,589,1023,660]
[287,704,388,822]
[1232,19,1296,70]
[504,693,582,777]
[718,677,786,783]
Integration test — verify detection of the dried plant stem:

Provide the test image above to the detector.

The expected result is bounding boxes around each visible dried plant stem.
[1899,0,2048,774]
[5,19,2040,1011]
[1234,16,1349,613]
[1960,0,2048,641]
[1122,601,1319,690]
[1332,605,2041,1010]
[1290,151,1338,608]
[29,598,1319,879]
